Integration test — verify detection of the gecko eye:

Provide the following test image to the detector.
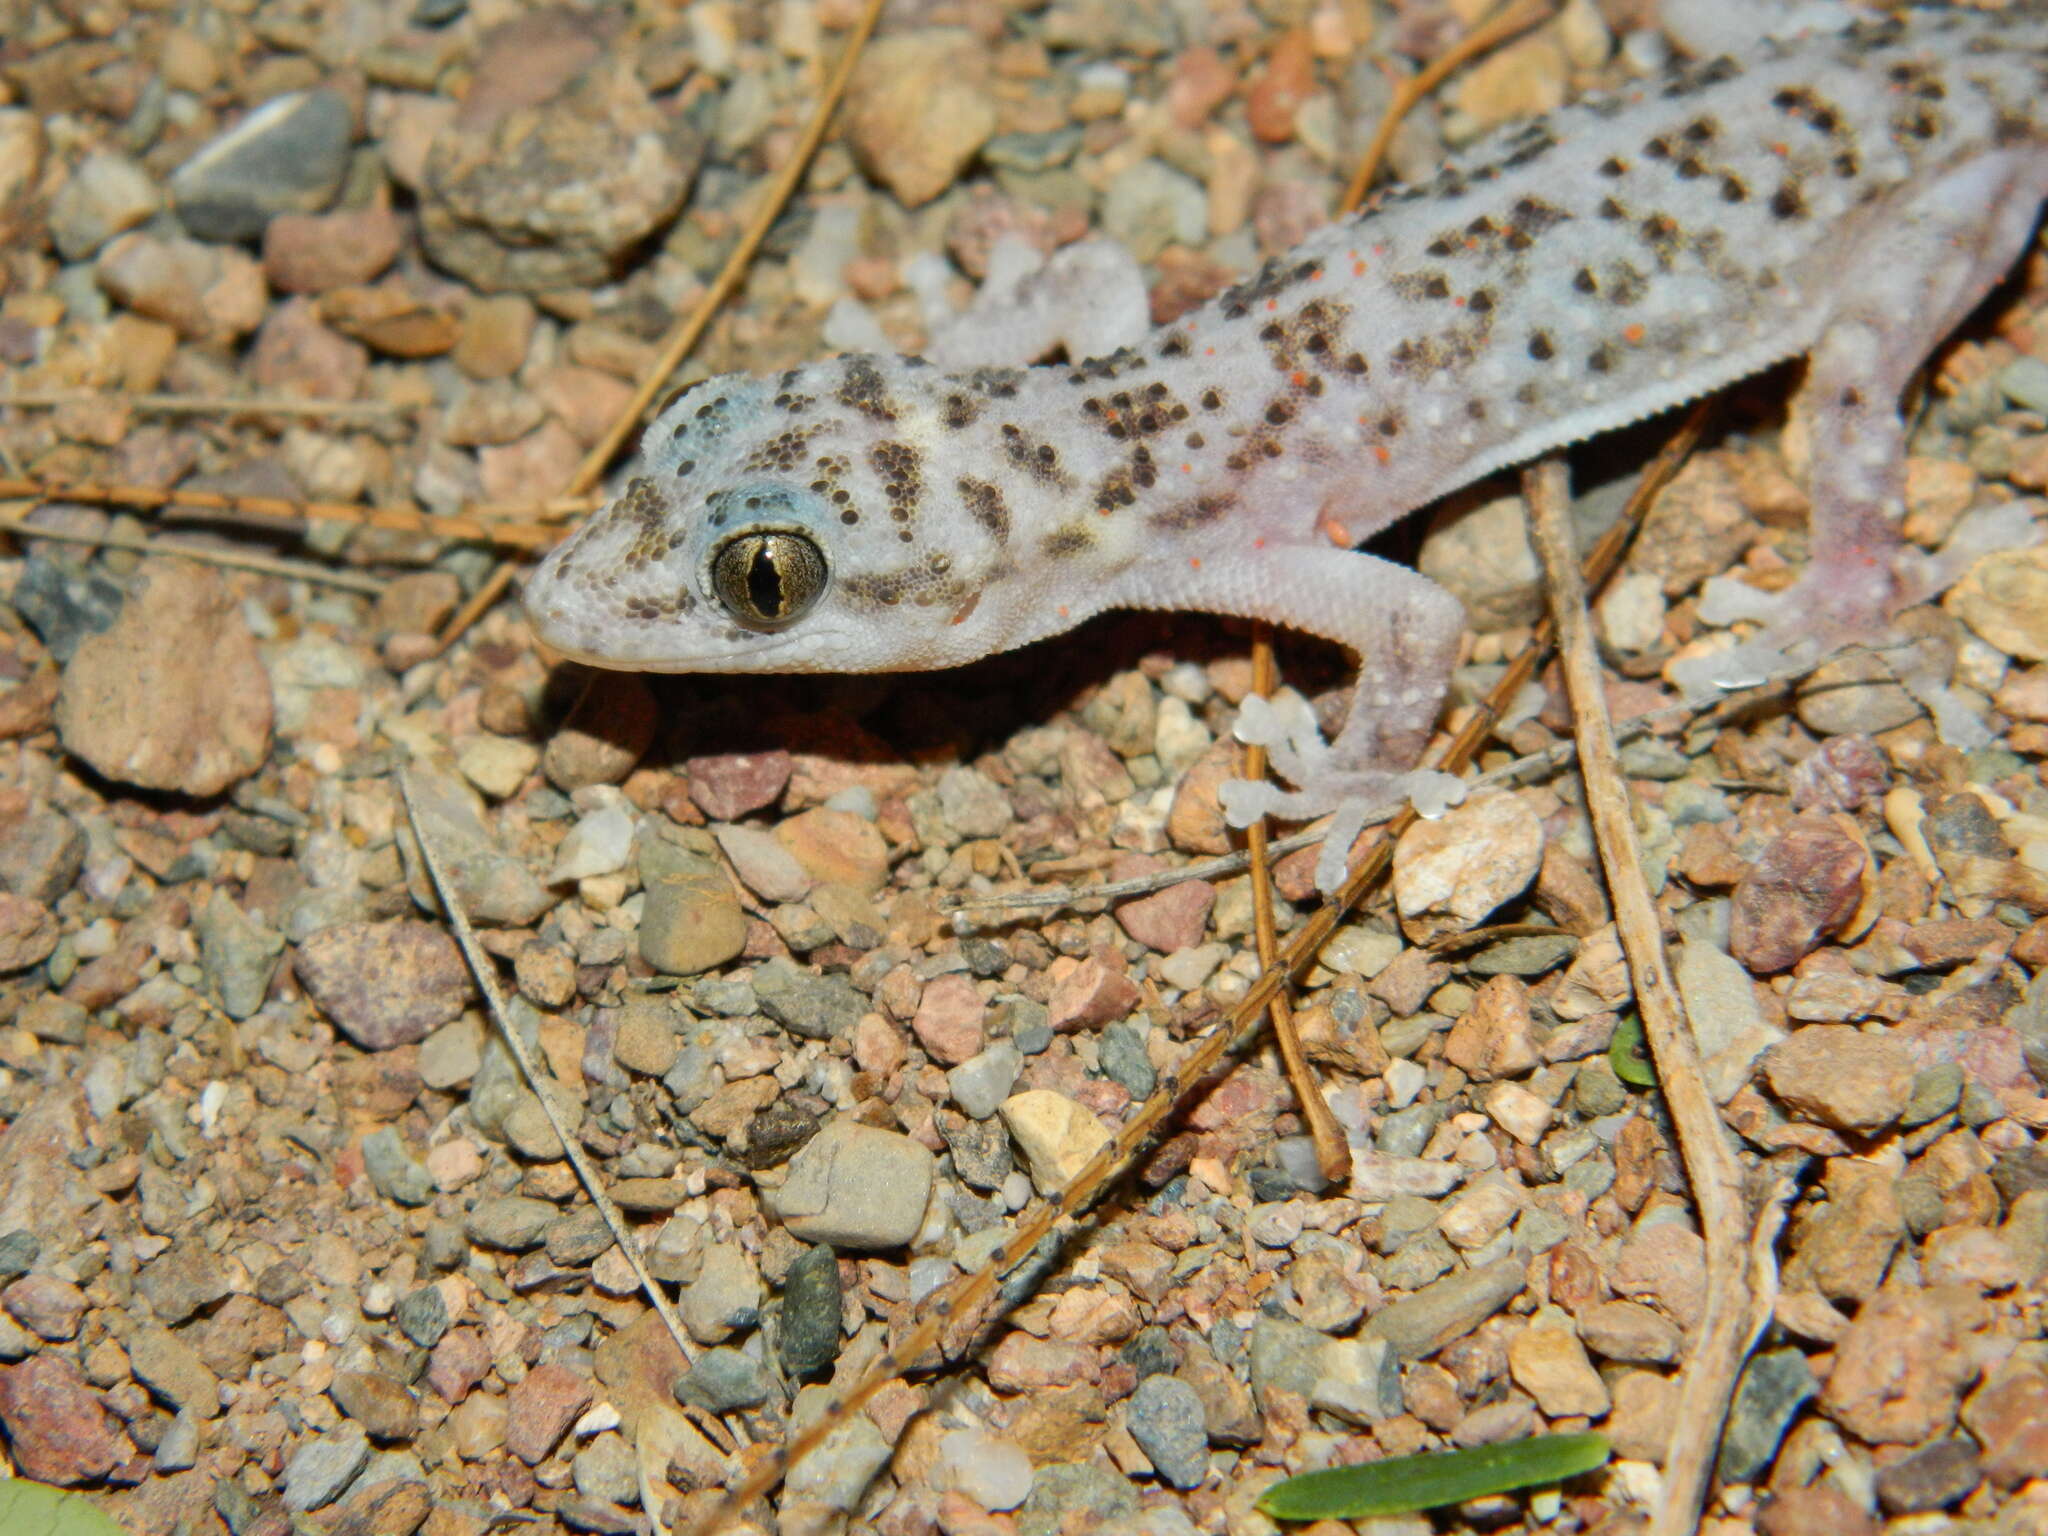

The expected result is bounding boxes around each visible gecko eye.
[709,530,828,629]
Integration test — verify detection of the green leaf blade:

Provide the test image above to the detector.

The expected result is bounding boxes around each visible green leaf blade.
[1256,1431,1612,1521]
[1610,1012,1657,1086]
[0,1479,131,1536]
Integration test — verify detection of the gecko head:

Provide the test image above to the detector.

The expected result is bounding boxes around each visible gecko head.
[523,363,999,674]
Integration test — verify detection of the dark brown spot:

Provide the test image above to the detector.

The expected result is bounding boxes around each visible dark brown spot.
[1527,331,1555,362]
[957,477,1009,543]
[835,357,898,422]
[1769,181,1807,220]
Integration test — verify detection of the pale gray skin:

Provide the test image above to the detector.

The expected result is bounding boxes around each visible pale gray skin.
[525,6,2048,889]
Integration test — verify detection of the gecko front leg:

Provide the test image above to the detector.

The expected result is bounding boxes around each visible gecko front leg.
[1115,544,1467,894]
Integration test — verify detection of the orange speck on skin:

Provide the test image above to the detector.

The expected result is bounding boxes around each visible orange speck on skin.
[1206,346,1217,356]
[1623,323,1646,343]
[1291,371,1308,387]
[1253,537,1266,549]
[1352,260,1366,276]
[1056,605,1070,618]
[1189,556,1202,569]
[1310,268,1323,280]
[1320,516,1352,546]
[1266,299,1279,311]
[1180,463,1192,473]
[1374,445,1391,465]
[1770,142,1789,156]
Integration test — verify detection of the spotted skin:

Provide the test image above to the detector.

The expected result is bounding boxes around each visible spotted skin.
[526,8,2048,889]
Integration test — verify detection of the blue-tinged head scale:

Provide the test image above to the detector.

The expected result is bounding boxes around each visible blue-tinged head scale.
[524,356,1033,675]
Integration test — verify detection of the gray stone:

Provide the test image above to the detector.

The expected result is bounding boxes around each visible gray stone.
[936,766,1014,839]
[282,1421,371,1512]
[770,1121,934,1249]
[2007,970,2048,1088]
[545,1206,614,1267]
[1466,934,1578,977]
[1375,1101,1442,1159]
[1247,1315,1325,1407]
[1312,1335,1402,1424]
[675,1345,774,1412]
[1365,1254,1526,1360]
[361,1128,434,1208]
[1018,1463,1141,1536]
[1125,1373,1207,1490]
[779,1244,842,1379]
[752,957,866,1040]
[572,1431,641,1507]
[172,90,354,242]
[784,1383,893,1512]
[1675,939,1783,1100]
[1099,1022,1157,1097]
[679,1244,762,1345]
[1999,355,2048,415]
[466,1196,555,1252]
[1716,1347,1816,1483]
[13,555,123,664]
[49,151,161,260]
[1100,159,1204,260]
[195,889,285,1021]
[395,1286,449,1348]
[397,766,552,926]
[948,1040,1023,1120]
[1903,1061,1965,1126]
[0,1232,40,1281]
[154,1409,201,1472]
[636,839,746,977]
[942,1114,1014,1192]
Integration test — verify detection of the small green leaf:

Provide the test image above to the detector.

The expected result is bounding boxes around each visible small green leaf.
[0,1479,131,1536]
[1256,1432,1612,1521]
[1609,1012,1657,1086]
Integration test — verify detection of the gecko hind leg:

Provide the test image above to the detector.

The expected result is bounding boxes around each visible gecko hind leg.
[1673,149,2048,727]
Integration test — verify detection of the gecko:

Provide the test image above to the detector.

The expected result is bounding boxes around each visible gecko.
[526,6,2048,894]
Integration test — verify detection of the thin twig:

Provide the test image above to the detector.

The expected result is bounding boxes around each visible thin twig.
[1339,0,1554,213]
[1244,634,1351,1181]
[0,514,389,593]
[0,388,412,419]
[1522,457,1751,1536]
[396,770,705,1382]
[0,476,559,550]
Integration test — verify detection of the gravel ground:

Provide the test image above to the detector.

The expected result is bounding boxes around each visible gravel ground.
[0,1,2046,1534]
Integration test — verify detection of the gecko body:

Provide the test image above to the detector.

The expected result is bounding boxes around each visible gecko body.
[526,8,2048,890]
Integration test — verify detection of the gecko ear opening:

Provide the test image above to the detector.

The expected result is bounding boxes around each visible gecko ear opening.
[709,530,829,630]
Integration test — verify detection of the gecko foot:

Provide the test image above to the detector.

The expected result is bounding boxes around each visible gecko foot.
[1673,501,2044,745]
[1222,689,1466,894]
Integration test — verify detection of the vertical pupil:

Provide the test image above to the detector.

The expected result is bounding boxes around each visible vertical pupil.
[747,544,783,617]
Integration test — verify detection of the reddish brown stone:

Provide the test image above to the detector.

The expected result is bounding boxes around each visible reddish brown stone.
[1731,818,1866,974]
[686,749,792,821]
[504,1361,593,1465]
[1115,879,1215,954]
[0,1353,126,1485]
[1961,1362,2048,1490]
[295,920,472,1051]
[1046,959,1141,1033]
[427,1326,492,1405]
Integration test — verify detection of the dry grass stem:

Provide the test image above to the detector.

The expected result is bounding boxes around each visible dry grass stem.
[1521,455,1754,1536]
